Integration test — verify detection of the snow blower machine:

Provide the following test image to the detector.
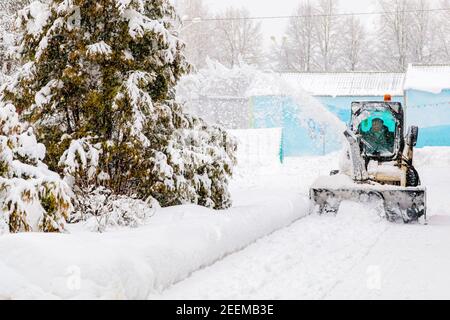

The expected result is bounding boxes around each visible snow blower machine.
[309,95,427,223]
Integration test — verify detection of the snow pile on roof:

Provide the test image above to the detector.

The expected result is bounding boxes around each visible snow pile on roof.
[281,72,405,97]
[404,64,450,94]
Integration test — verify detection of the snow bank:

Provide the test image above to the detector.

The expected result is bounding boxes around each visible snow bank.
[414,147,450,168]
[229,128,282,169]
[0,193,309,299]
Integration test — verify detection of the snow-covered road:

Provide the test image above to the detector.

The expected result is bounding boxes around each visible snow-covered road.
[153,154,450,300]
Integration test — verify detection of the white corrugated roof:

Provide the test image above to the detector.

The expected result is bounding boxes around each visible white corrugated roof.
[280,72,405,97]
[404,64,450,94]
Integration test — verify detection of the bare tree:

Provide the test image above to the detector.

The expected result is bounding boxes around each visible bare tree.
[409,0,433,64]
[177,0,215,69]
[272,0,373,72]
[376,0,413,71]
[266,35,289,72]
[313,0,340,71]
[375,0,448,70]
[338,15,369,71]
[213,7,263,68]
[434,0,450,63]
[281,1,316,72]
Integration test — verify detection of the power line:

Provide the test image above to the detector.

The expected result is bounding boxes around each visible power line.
[408,101,450,108]
[182,7,450,22]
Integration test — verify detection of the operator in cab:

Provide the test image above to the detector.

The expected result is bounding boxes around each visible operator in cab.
[361,118,395,155]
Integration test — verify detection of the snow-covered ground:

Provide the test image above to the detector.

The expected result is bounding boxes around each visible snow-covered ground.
[0,191,308,299]
[0,147,449,299]
[0,153,318,299]
[152,148,450,300]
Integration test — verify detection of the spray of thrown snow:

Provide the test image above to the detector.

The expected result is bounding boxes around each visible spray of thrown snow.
[248,71,346,141]
[177,61,346,147]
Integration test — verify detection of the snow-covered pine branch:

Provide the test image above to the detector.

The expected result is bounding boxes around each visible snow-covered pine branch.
[0,100,72,234]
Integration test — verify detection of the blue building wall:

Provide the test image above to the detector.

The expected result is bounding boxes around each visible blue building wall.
[251,92,449,157]
[405,89,450,147]
[251,96,327,157]
[251,96,344,156]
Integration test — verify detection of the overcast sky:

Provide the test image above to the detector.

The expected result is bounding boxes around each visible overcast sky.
[199,0,442,47]
[203,0,377,44]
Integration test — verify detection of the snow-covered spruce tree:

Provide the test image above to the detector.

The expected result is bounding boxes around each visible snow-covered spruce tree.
[2,0,236,212]
[0,97,72,234]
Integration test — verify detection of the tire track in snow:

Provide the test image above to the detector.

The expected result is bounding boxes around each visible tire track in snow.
[152,201,391,300]
[320,219,392,300]
[152,163,448,300]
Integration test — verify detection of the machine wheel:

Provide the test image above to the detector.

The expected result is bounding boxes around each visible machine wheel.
[402,205,420,224]
[406,166,420,187]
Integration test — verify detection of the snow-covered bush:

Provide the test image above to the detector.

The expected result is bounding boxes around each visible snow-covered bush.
[0,100,72,234]
[70,186,158,232]
[1,0,236,211]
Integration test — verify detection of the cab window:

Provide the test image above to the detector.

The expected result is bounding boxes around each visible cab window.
[358,112,397,156]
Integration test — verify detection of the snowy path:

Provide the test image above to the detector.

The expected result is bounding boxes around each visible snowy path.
[326,166,450,299]
[153,164,450,300]
[326,218,450,299]
[151,205,391,299]
[1,151,448,299]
